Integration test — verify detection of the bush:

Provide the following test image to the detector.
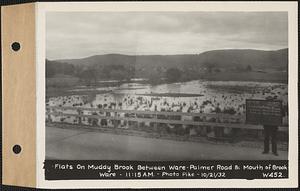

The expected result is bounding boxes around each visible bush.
[165,68,182,82]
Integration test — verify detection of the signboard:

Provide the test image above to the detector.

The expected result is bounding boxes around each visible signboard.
[246,99,283,126]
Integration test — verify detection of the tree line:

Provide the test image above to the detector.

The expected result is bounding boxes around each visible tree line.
[46,59,253,85]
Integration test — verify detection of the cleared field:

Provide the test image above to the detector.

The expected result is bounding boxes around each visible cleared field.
[46,126,287,160]
[202,71,287,84]
[46,75,79,87]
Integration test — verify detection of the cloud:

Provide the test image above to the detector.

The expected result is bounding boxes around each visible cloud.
[46,12,288,59]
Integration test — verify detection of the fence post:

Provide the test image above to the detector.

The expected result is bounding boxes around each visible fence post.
[154,113,158,132]
[47,108,52,123]
[77,109,82,125]
[114,111,118,128]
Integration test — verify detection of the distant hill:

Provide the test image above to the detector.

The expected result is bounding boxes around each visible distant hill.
[48,48,288,83]
[56,48,288,71]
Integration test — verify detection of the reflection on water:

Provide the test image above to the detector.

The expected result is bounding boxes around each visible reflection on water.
[48,80,288,116]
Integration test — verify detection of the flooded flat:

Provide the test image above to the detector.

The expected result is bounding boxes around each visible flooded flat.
[47,80,288,125]
[48,80,288,111]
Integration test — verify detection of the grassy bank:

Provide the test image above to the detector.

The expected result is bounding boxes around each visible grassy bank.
[200,71,287,84]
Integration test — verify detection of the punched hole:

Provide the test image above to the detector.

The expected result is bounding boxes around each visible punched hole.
[12,144,22,154]
[11,42,21,51]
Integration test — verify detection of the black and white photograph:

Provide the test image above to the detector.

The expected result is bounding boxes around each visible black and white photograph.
[33,1,299,188]
[45,11,289,161]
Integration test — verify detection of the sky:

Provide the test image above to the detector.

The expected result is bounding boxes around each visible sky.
[46,12,288,60]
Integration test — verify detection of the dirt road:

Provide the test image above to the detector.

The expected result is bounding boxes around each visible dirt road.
[46,126,288,160]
